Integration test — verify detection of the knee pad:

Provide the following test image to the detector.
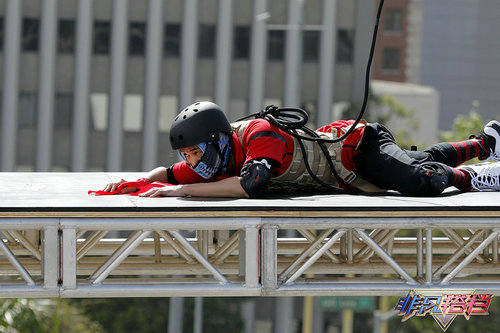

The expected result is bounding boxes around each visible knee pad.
[421,163,449,196]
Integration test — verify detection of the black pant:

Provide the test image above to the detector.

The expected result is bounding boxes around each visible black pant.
[355,123,456,196]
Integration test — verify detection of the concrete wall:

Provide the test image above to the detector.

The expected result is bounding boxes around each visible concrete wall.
[421,0,500,130]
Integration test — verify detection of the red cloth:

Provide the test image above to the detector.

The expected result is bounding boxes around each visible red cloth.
[88,178,174,196]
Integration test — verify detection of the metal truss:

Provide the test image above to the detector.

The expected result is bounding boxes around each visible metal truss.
[0,219,59,297]
[0,216,499,297]
[262,217,500,296]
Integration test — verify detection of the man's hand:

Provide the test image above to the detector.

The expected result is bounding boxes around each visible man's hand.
[103,179,138,194]
[138,185,186,197]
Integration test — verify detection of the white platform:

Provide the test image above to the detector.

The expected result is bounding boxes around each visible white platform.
[0,173,499,298]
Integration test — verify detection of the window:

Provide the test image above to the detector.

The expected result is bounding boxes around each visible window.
[337,29,353,63]
[384,9,403,33]
[382,47,400,71]
[233,26,250,59]
[159,96,178,131]
[58,20,75,54]
[90,93,108,131]
[22,18,39,52]
[268,30,285,61]
[18,92,37,128]
[55,94,73,129]
[129,22,146,56]
[93,21,110,55]
[164,23,181,57]
[198,24,215,58]
[303,30,320,62]
[124,95,143,132]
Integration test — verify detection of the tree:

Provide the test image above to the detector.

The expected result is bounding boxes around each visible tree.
[70,297,244,333]
[0,299,103,333]
[342,91,420,150]
[439,101,486,164]
[370,94,420,150]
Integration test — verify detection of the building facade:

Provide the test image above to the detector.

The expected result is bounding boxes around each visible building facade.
[0,0,377,172]
[372,0,424,85]
[370,0,440,144]
[373,0,500,131]
[420,0,500,130]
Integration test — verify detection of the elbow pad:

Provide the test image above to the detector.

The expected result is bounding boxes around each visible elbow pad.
[239,159,273,198]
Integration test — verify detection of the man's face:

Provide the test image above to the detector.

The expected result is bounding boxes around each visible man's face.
[179,145,203,167]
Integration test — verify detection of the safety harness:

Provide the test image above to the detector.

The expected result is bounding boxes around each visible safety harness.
[232,119,384,193]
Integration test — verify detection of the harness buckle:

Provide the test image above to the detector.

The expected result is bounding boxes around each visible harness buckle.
[342,170,357,184]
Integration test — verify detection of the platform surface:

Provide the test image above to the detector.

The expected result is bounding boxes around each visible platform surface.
[1,172,500,298]
[1,172,499,217]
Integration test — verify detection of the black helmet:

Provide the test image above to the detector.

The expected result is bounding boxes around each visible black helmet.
[169,101,232,150]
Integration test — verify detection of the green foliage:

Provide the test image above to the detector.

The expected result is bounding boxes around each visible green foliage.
[439,101,484,142]
[183,298,244,333]
[71,298,170,333]
[373,95,420,150]
[71,297,244,333]
[49,299,104,333]
[0,299,45,333]
[342,91,420,150]
[373,95,419,129]
[439,103,486,165]
[0,299,102,333]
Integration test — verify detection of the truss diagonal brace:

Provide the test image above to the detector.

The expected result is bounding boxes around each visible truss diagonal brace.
[441,228,485,263]
[298,229,340,263]
[169,230,228,284]
[89,230,151,285]
[433,229,485,280]
[76,230,109,261]
[0,233,35,286]
[284,229,346,285]
[155,229,194,263]
[357,229,399,262]
[211,231,240,264]
[440,230,500,285]
[7,230,42,261]
[356,229,417,285]
[354,229,385,260]
[280,229,335,283]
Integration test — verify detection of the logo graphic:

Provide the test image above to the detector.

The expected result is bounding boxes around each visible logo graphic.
[394,289,492,332]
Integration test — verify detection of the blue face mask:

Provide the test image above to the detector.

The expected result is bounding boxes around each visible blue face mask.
[180,133,231,179]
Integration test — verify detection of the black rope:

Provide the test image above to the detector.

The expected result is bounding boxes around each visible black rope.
[238,0,384,144]
[294,128,356,192]
[236,0,385,190]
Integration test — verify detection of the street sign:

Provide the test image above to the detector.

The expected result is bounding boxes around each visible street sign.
[319,296,376,311]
